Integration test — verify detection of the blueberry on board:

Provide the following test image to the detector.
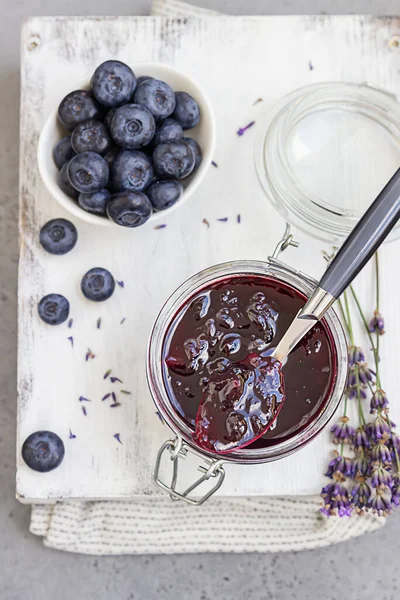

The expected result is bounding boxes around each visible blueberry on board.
[103,145,120,168]
[38,293,70,325]
[22,431,65,473]
[136,75,153,86]
[110,104,155,150]
[67,152,109,194]
[39,218,78,255]
[104,108,117,130]
[52,136,76,169]
[58,161,79,198]
[153,119,183,146]
[58,90,102,130]
[172,91,200,130]
[107,191,153,227]
[153,140,195,179]
[81,267,116,302]
[147,180,183,211]
[183,137,202,171]
[110,150,153,193]
[78,189,111,216]
[91,60,137,108]
[71,120,112,155]
[133,79,176,120]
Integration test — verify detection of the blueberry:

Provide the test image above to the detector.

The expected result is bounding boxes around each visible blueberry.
[40,218,78,255]
[110,150,153,193]
[52,136,75,169]
[183,137,202,171]
[78,189,111,216]
[107,191,153,227]
[153,118,183,146]
[91,60,137,108]
[58,161,79,198]
[103,145,120,168]
[22,431,65,472]
[71,120,112,155]
[110,104,155,149]
[58,90,102,130]
[67,152,109,193]
[152,140,195,179]
[104,108,116,130]
[38,293,70,325]
[81,267,115,302]
[172,91,200,130]
[147,180,183,211]
[133,79,176,120]
[137,75,153,86]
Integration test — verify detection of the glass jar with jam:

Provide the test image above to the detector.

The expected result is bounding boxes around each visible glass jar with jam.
[147,250,348,505]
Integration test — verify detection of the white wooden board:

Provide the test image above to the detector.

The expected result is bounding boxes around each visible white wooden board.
[18,15,400,502]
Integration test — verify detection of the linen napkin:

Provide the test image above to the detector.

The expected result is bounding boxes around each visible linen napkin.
[29,0,384,554]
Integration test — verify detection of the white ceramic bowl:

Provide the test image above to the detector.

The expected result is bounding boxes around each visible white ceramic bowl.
[37,62,216,227]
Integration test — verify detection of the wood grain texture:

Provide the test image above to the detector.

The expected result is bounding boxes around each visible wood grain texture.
[18,15,400,502]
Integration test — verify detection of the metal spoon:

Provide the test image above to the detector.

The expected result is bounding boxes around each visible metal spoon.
[274,167,400,363]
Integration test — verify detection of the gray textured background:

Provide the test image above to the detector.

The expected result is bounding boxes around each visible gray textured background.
[1,1,399,598]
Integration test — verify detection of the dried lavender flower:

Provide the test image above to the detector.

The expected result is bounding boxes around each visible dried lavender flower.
[391,477,400,506]
[370,389,389,413]
[370,461,393,488]
[371,441,392,464]
[353,426,370,450]
[352,455,370,476]
[369,485,392,516]
[331,417,355,444]
[320,483,352,517]
[351,480,371,513]
[348,346,365,365]
[369,310,385,335]
[325,454,354,480]
[368,415,391,442]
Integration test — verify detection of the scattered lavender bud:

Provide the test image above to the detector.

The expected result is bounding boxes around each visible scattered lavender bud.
[111,392,117,403]
[217,217,228,222]
[68,429,76,439]
[85,348,95,361]
[97,317,102,329]
[252,98,263,105]
[237,214,241,224]
[110,402,121,408]
[104,369,111,379]
[67,336,74,347]
[154,224,167,230]
[308,60,314,70]
[120,317,126,325]
[101,393,111,401]
[120,390,131,395]
[237,121,255,136]
[82,406,87,416]
[116,280,124,288]
[155,411,164,424]
[211,160,218,167]
[202,218,210,228]
[114,433,122,444]
[110,377,123,384]
[68,318,73,329]
[79,396,91,402]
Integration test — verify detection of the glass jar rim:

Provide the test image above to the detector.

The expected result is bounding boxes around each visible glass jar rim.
[255,82,400,242]
[147,259,348,464]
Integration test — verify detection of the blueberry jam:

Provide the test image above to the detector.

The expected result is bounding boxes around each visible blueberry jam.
[163,275,337,453]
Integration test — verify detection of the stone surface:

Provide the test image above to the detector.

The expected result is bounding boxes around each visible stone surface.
[1,0,400,598]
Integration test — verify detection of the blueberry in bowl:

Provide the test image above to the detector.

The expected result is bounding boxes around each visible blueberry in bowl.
[147,180,183,211]
[107,191,153,227]
[172,91,200,130]
[67,152,109,194]
[52,136,75,169]
[78,189,111,215]
[91,60,137,108]
[153,140,195,179]
[110,104,155,150]
[58,90,102,130]
[71,120,112,155]
[110,150,153,193]
[38,293,70,325]
[183,137,202,172]
[22,431,65,473]
[38,62,216,226]
[81,267,116,302]
[133,79,176,120]
[40,218,78,255]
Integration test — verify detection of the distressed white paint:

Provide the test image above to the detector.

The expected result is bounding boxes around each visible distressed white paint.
[18,15,400,502]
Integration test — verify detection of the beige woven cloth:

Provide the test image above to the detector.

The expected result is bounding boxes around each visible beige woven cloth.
[30,0,384,554]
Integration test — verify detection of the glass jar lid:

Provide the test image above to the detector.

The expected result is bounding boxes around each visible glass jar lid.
[255,82,400,242]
